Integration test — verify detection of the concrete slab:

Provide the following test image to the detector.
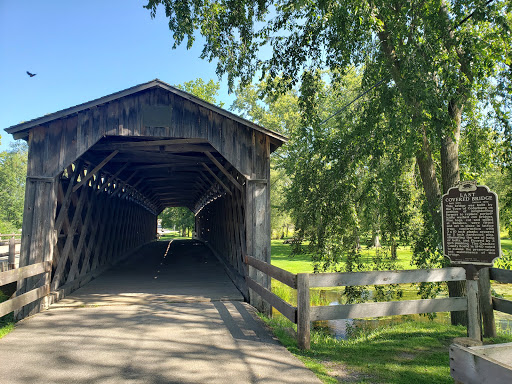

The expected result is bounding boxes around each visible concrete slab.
[0,240,321,383]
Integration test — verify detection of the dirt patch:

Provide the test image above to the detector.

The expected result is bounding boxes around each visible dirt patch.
[397,352,416,361]
[323,361,367,383]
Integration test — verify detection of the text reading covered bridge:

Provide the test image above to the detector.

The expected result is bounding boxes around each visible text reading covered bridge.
[6,79,287,318]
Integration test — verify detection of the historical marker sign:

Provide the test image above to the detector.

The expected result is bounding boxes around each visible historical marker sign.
[442,182,501,265]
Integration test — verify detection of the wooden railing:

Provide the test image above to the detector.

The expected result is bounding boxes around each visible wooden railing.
[0,261,51,318]
[490,268,512,316]
[0,234,21,271]
[245,255,476,349]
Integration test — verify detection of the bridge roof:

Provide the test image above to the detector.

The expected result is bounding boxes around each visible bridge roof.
[5,78,287,147]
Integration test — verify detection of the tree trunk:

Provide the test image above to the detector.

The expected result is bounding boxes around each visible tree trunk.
[390,237,397,260]
[442,100,466,326]
[415,123,466,325]
[378,15,467,325]
[415,127,442,232]
[373,234,381,248]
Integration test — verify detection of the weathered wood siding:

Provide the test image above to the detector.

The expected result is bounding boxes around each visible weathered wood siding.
[29,88,260,179]
[15,84,275,317]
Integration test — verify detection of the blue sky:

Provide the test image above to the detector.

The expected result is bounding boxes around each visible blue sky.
[0,1,236,151]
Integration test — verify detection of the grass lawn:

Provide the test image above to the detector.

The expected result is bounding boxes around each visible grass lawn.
[271,239,418,273]
[0,315,14,339]
[261,315,512,384]
[267,238,512,384]
[0,291,14,339]
[158,232,191,241]
[502,237,512,252]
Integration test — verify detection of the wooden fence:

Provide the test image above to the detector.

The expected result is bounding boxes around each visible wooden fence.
[0,261,51,318]
[490,268,512,316]
[0,234,21,272]
[246,255,487,349]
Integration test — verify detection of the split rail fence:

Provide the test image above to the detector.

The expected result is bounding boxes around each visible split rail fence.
[489,268,512,317]
[0,234,21,272]
[0,261,51,318]
[246,255,511,350]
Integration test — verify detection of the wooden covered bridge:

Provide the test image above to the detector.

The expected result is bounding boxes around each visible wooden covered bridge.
[5,79,286,318]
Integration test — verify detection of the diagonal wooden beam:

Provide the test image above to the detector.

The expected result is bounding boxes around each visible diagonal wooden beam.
[198,170,215,187]
[98,162,130,191]
[123,170,139,185]
[73,150,119,192]
[132,176,145,189]
[51,182,90,291]
[204,152,243,191]
[55,161,83,234]
[201,162,232,196]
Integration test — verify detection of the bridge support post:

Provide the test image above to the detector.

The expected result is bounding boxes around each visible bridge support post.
[245,178,271,315]
[16,178,57,319]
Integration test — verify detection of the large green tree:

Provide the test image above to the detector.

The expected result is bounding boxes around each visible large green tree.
[146,0,511,324]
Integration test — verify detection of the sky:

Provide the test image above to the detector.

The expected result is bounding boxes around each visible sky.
[0,1,236,151]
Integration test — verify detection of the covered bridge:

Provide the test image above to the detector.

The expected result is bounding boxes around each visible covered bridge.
[6,79,286,318]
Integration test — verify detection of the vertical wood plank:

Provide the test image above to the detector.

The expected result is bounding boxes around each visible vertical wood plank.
[467,279,482,341]
[8,237,16,270]
[297,273,311,350]
[478,268,496,338]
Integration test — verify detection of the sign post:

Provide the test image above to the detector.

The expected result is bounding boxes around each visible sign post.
[441,181,502,341]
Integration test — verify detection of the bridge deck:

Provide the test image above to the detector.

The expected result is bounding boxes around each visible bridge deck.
[0,240,320,383]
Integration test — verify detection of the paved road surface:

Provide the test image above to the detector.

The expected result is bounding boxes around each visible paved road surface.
[0,240,321,384]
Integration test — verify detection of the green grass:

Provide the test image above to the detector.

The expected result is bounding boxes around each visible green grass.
[271,240,315,273]
[158,231,191,241]
[268,238,512,383]
[271,239,417,273]
[502,237,512,253]
[0,291,14,339]
[272,236,512,274]
[260,314,512,384]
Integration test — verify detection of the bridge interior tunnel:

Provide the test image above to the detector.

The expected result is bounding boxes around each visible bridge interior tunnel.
[7,80,286,319]
[47,136,248,298]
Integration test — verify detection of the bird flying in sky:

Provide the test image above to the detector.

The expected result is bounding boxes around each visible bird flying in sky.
[26,71,36,77]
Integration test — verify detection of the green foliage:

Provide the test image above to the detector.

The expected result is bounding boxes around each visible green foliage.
[279,71,421,277]
[495,250,512,270]
[159,207,194,236]
[149,2,512,293]
[231,79,300,136]
[231,79,299,238]
[0,290,14,339]
[175,78,225,107]
[0,141,27,232]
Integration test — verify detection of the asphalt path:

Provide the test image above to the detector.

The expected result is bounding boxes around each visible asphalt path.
[0,240,321,383]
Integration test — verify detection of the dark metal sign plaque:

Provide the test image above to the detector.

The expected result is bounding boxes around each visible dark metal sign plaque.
[442,181,501,265]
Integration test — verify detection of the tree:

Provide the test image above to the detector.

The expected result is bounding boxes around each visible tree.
[231,79,299,238]
[146,0,511,325]
[160,207,195,236]
[175,78,224,107]
[0,141,28,233]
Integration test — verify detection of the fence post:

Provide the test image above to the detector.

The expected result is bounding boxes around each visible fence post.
[478,267,496,338]
[466,268,482,341]
[297,273,311,350]
[8,236,16,270]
